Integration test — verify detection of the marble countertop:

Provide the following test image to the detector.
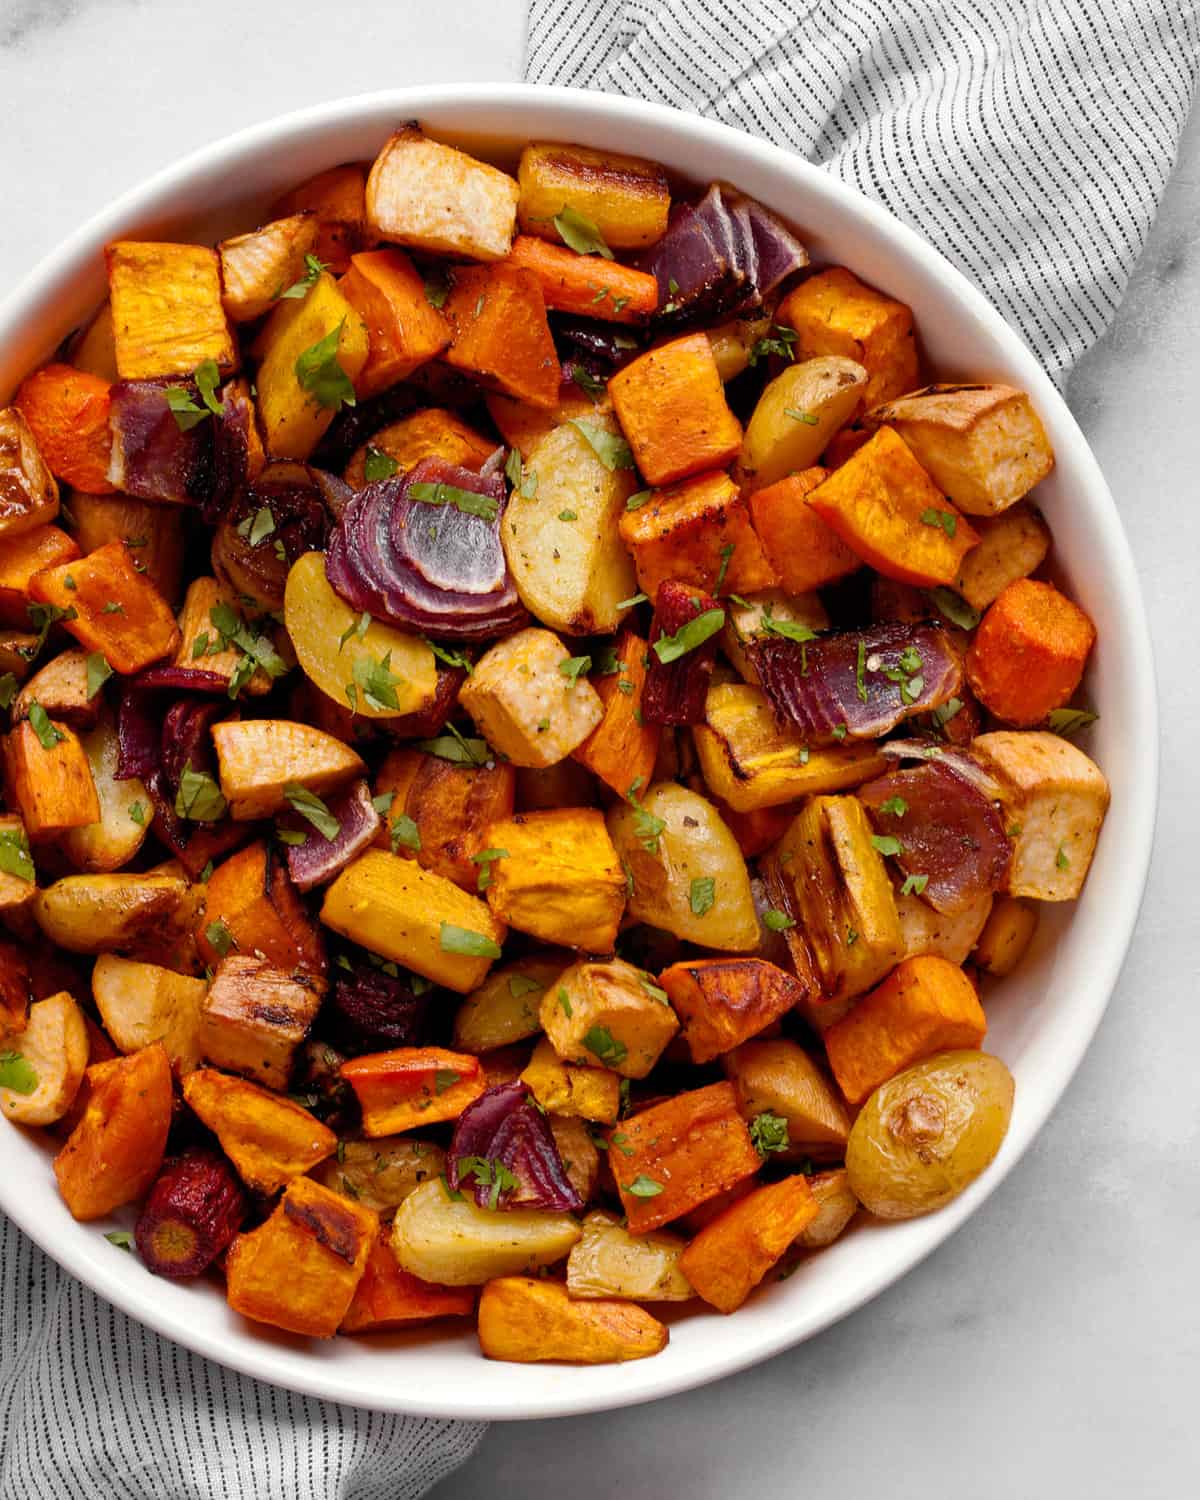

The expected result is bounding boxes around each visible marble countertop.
[2,4,1195,1496]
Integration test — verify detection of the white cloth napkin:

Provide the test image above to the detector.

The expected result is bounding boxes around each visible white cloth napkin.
[3,5,1197,1497]
[526,0,1200,382]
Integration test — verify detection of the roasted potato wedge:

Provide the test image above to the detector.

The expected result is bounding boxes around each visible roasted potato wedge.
[91,953,206,1074]
[60,709,151,873]
[34,873,187,955]
[566,1211,693,1302]
[738,356,868,490]
[0,991,88,1126]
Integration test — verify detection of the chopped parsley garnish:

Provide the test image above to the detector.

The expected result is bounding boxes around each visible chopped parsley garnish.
[624,489,651,511]
[653,608,725,664]
[900,872,929,896]
[277,253,329,300]
[762,908,795,932]
[175,766,227,822]
[85,652,113,700]
[104,1230,135,1251]
[1056,845,1070,870]
[439,923,502,959]
[626,785,665,855]
[363,445,400,482]
[294,320,356,411]
[927,587,981,631]
[689,877,716,916]
[558,654,592,685]
[389,813,421,853]
[1047,707,1099,738]
[0,1050,37,1094]
[284,783,340,841]
[749,1111,790,1156]
[919,507,958,538]
[508,974,544,1000]
[558,508,579,522]
[616,592,648,610]
[932,696,963,729]
[553,205,614,258]
[714,543,735,595]
[625,1174,663,1198]
[350,650,406,712]
[0,827,34,883]
[557,985,573,1017]
[471,847,509,893]
[205,918,235,957]
[337,611,372,651]
[871,834,903,857]
[639,975,669,1005]
[0,674,16,709]
[855,638,869,703]
[569,418,635,471]
[748,325,798,366]
[583,1026,627,1068]
[408,480,499,524]
[878,795,908,818]
[414,730,491,766]
[457,1155,519,1210]
[784,407,819,425]
[127,802,146,828]
[27,702,63,749]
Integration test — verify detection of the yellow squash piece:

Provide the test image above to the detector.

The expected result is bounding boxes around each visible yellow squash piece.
[483,807,626,952]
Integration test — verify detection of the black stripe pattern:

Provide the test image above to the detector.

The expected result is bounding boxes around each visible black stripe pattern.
[525,0,1200,382]
[0,1214,486,1499]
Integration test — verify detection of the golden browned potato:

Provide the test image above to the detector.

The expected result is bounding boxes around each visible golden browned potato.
[219,213,320,323]
[13,651,97,730]
[722,1039,851,1162]
[706,314,772,382]
[973,895,1040,976]
[368,126,519,262]
[566,1210,693,1302]
[540,961,679,1082]
[0,407,58,538]
[795,1168,860,1250]
[738,357,867,489]
[894,886,993,966]
[91,953,206,1073]
[607,782,759,951]
[33,873,188,954]
[460,627,604,769]
[503,420,639,635]
[517,142,669,251]
[0,814,36,913]
[521,1036,622,1121]
[0,992,88,1125]
[60,709,151,874]
[452,955,565,1054]
[310,1136,445,1217]
[954,503,1051,611]
[212,718,364,820]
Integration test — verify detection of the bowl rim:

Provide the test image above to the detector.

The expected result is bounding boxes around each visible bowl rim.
[0,82,1158,1422]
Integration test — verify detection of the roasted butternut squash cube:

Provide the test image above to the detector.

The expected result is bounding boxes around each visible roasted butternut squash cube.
[211,718,364,820]
[340,1239,475,1332]
[91,953,206,1075]
[0,524,79,626]
[694,683,889,813]
[824,955,988,1106]
[970,730,1109,900]
[367,127,519,262]
[617,471,776,597]
[478,1276,668,1364]
[747,467,861,594]
[4,718,99,837]
[198,955,322,1091]
[460,627,604,768]
[766,796,903,1004]
[573,628,659,798]
[343,407,494,488]
[610,1081,760,1233]
[30,539,181,673]
[721,1038,851,1160]
[271,163,367,272]
[678,1175,818,1313]
[660,957,805,1065]
[340,249,452,397]
[377,747,516,892]
[196,841,326,978]
[226,1175,376,1338]
[340,1046,485,1136]
[720,589,829,687]
[954,502,1051,612]
[521,1036,621,1123]
[218,213,321,323]
[484,808,626,953]
[517,142,670,251]
[778,267,918,408]
[321,850,505,993]
[254,272,369,459]
[542,957,679,1080]
[106,241,237,381]
[866,383,1055,516]
[442,264,561,409]
[0,407,59,536]
[609,333,742,486]
[182,1067,337,1193]
[806,427,979,588]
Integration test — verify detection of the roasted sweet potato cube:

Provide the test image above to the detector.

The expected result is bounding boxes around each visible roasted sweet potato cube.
[721,1038,851,1161]
[53,1043,173,1220]
[517,142,670,251]
[197,841,326,977]
[0,525,80,626]
[970,730,1109,900]
[340,249,452,397]
[609,333,742,486]
[14,364,115,496]
[966,578,1096,727]
[824,955,987,1106]
[343,407,494,488]
[91,953,206,1075]
[506,235,658,323]
[865,383,1055,516]
[573,628,659,798]
[747,468,861,594]
[694,684,888,813]
[321,850,505,993]
[211,718,364,820]
[460,627,604,769]
[70,492,186,604]
[778,267,918,408]
[4,718,99,837]
[954,503,1050,612]
[610,1082,760,1233]
[678,1175,818,1313]
[218,213,320,323]
[226,1175,375,1338]
[340,1046,485,1137]
[198,955,322,1091]
[484,809,626,953]
[382,749,516,892]
[542,958,679,1080]
[617,472,777,596]
[106,241,237,381]
[478,1276,668,1364]
[271,163,367,272]
[30,539,181,673]
[182,1067,337,1193]
[0,406,60,535]
[443,264,561,409]
[806,427,979,588]
[521,1036,621,1124]
[660,957,805,1065]
[367,127,519,262]
[254,272,369,459]
[341,1239,475,1332]
[764,796,902,1006]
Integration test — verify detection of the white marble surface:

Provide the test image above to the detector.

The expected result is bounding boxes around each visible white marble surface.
[1,3,1197,1496]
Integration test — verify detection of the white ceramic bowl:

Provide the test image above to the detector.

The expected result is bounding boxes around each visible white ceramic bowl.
[0,85,1156,1421]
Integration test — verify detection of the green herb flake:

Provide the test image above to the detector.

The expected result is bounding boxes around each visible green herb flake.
[871,834,904,857]
[127,802,146,828]
[423,269,450,309]
[557,985,573,1018]
[1056,845,1070,871]
[275,828,307,846]
[205,919,235,957]
[927,587,981,631]
[568,418,635,471]
[689,876,716,917]
[900,872,929,896]
[440,923,502,959]
[624,489,652,511]
[714,543,735,595]
[760,613,818,645]
[878,795,908,818]
[337,610,372,652]
[748,325,799,366]
[1047,707,1099,739]
[749,1111,790,1156]
[932,697,963,729]
[627,786,665,855]
[85,652,113,700]
[294,319,356,412]
[855,638,869,704]
[784,407,820,425]
[652,607,726,664]
[408,480,499,524]
[104,1230,135,1252]
[27,702,64,750]
[0,826,34,883]
[919,507,958,538]
[508,974,544,1000]
[434,1068,462,1096]
[553,205,614,259]
[0,1049,37,1094]
[762,908,795,932]
[639,975,669,1005]
[361,445,400,484]
[625,1174,663,1199]
[558,654,592,685]
[352,650,406,713]
[284,783,340,842]
[277,253,329,300]
[832,724,848,742]
[616,592,648,610]
[557,509,578,522]
[471,847,509,893]
[164,386,210,431]
[583,1026,627,1068]
[175,765,228,822]
[0,674,17,709]
[414,730,490,767]
[390,813,421,854]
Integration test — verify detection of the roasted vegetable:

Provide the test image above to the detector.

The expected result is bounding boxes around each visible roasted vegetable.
[483,808,626,953]
[540,958,679,1082]
[311,1136,445,1218]
[198,955,322,1090]
[271,163,367,272]
[643,581,723,727]
[0,523,79,627]
[679,1175,818,1312]
[198,840,326,977]
[339,248,452,397]
[212,718,364,821]
[34,872,186,954]
[368,126,519,261]
[738,357,868,490]
[460,627,604,768]
[973,896,1040,976]
[618,471,777,598]
[747,467,862,594]
[720,589,829,687]
[340,1046,485,1136]
[341,1240,475,1332]
[954,503,1051,611]
[182,1067,337,1193]
[722,1038,851,1162]
[796,1168,860,1250]
[966,578,1096,726]
[218,213,320,323]
[14,364,114,496]
[91,954,205,1075]
[452,955,562,1053]
[0,406,59,532]
[573,628,660,798]
[609,332,742,486]
[566,1211,692,1302]
[343,407,494,488]
[106,242,237,381]
[0,992,88,1126]
[4,717,100,838]
[443,264,561,409]
[517,142,670,251]
[661,958,804,1065]
[521,1036,621,1123]
[30,539,182,674]
[778,267,918,408]
[508,235,658,322]
[135,1148,246,1279]
[478,1277,668,1364]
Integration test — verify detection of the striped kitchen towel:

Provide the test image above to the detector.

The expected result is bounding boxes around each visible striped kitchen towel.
[525,0,1200,382]
[0,1214,485,1499]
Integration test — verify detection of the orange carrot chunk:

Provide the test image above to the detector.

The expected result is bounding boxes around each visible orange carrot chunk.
[340,1046,485,1137]
[341,1240,475,1332]
[678,1175,818,1313]
[506,235,658,324]
[29,539,180,674]
[966,577,1096,727]
[14,364,116,495]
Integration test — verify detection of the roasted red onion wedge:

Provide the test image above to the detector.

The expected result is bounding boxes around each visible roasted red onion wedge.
[448,1081,582,1212]
[284,779,381,892]
[859,760,1012,915]
[325,457,527,641]
[751,620,963,746]
[107,379,250,516]
[644,581,724,726]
